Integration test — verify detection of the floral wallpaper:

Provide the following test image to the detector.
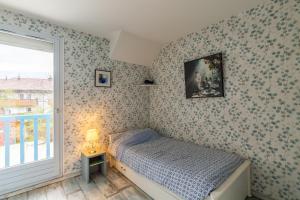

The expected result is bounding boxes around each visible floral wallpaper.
[0,0,299,199]
[149,0,300,199]
[0,9,149,174]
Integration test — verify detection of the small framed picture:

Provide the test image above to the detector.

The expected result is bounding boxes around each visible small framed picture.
[95,70,111,87]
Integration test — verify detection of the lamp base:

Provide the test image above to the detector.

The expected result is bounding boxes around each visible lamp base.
[89,149,97,154]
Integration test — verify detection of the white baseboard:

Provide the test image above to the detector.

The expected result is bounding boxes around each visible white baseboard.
[253,192,274,200]
[0,171,80,199]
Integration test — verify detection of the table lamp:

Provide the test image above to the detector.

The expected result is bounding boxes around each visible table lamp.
[86,129,99,154]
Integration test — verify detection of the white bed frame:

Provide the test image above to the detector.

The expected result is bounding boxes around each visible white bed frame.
[108,136,251,200]
[109,156,251,200]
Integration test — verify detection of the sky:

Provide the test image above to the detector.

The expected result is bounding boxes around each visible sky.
[0,44,53,79]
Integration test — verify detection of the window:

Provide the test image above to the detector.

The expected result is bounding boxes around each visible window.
[0,29,62,195]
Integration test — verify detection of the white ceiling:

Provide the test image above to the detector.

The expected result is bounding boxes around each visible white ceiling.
[0,0,264,43]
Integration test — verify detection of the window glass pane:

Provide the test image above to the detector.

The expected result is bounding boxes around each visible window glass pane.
[0,31,54,169]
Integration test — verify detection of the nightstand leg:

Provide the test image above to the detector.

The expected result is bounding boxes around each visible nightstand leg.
[81,154,90,183]
[101,157,107,176]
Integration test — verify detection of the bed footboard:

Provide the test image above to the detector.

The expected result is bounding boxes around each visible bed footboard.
[209,160,251,200]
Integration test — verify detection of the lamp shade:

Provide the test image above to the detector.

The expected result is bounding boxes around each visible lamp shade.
[86,129,99,142]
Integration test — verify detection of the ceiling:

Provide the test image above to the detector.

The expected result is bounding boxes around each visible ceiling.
[0,0,264,43]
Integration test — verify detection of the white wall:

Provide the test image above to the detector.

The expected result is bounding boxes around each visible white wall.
[109,30,161,67]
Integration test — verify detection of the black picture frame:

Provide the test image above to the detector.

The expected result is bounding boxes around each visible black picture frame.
[184,53,224,98]
[95,70,111,87]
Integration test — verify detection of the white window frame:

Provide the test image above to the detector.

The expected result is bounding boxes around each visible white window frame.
[0,24,64,193]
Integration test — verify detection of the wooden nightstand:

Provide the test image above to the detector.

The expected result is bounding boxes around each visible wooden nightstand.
[81,149,107,183]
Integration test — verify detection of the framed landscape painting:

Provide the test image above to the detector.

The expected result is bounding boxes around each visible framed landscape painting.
[184,53,224,98]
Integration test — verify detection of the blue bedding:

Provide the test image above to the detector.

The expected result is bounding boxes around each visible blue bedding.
[116,129,161,160]
[110,129,244,200]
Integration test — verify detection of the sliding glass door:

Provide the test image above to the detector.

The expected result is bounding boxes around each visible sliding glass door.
[0,29,62,195]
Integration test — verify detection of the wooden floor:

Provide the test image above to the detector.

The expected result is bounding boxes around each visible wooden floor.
[3,167,261,200]
[3,168,152,200]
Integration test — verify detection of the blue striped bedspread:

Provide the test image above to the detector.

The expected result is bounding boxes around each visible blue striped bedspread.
[110,130,244,200]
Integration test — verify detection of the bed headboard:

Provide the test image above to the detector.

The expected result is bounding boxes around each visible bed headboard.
[107,129,128,145]
[108,134,113,145]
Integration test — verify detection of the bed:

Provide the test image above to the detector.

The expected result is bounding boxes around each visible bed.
[107,129,251,200]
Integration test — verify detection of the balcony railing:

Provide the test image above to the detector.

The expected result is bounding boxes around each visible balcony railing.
[0,113,52,168]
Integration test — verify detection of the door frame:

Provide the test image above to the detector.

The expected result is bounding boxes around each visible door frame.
[0,24,64,192]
